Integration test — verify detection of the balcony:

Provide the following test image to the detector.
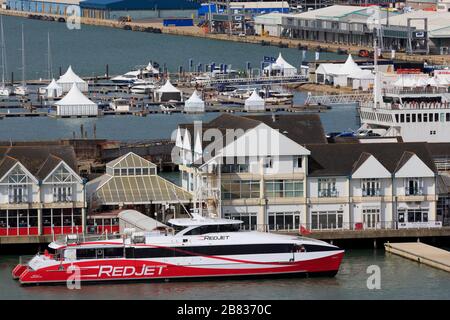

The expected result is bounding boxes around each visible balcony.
[405,187,424,196]
[318,189,339,198]
[362,189,381,197]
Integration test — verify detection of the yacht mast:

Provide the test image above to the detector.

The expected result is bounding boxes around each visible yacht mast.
[47,32,53,80]
[20,24,25,87]
[0,16,6,86]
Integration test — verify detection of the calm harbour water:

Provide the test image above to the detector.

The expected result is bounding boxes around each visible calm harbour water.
[1,249,449,300]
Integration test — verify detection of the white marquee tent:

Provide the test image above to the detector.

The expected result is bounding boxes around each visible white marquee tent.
[333,55,363,87]
[45,78,63,98]
[57,66,88,93]
[154,80,183,102]
[55,83,98,116]
[264,53,298,77]
[245,90,265,112]
[184,90,205,113]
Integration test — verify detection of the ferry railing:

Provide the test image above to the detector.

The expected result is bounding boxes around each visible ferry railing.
[247,220,444,233]
[383,87,448,95]
[55,232,123,245]
[361,101,450,110]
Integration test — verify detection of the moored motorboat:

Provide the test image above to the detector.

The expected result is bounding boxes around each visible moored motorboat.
[13,216,344,285]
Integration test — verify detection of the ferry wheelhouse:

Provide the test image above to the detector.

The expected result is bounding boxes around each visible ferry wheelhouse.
[12,216,344,285]
[359,85,450,142]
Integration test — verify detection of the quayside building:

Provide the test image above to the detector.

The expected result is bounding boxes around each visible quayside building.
[0,145,86,237]
[175,114,442,232]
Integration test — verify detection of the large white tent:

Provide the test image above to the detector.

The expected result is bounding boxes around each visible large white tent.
[57,66,88,93]
[45,78,63,98]
[184,90,205,113]
[244,90,265,112]
[154,80,183,102]
[348,69,374,91]
[333,55,363,87]
[315,63,341,84]
[55,83,98,116]
[264,53,298,77]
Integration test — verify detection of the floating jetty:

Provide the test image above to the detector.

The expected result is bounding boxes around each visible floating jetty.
[385,242,450,272]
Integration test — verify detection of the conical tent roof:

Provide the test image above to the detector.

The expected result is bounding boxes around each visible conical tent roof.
[146,62,159,74]
[186,90,203,103]
[55,83,96,106]
[264,53,296,71]
[157,80,181,93]
[275,53,295,69]
[246,90,264,102]
[46,78,62,90]
[57,66,86,84]
[336,54,362,75]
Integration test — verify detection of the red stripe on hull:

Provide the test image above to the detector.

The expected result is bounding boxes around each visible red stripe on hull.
[19,252,344,285]
[12,264,27,279]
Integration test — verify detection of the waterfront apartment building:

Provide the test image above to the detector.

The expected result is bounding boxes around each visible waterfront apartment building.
[0,146,86,237]
[175,114,441,232]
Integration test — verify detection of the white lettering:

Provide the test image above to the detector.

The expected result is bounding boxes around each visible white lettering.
[123,266,136,277]
[98,265,113,277]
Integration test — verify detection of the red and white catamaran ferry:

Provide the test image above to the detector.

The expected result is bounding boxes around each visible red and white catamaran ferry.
[13,216,344,285]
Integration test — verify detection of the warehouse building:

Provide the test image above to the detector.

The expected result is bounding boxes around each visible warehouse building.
[5,0,80,15]
[79,0,201,20]
[279,5,450,54]
[5,0,201,20]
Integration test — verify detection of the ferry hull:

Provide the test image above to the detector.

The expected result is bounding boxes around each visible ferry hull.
[12,264,27,279]
[18,252,344,285]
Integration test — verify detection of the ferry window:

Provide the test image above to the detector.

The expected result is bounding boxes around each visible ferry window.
[103,248,124,258]
[447,113,450,122]
[395,114,399,123]
[440,113,445,122]
[429,113,433,122]
[400,114,405,123]
[423,114,428,122]
[184,224,238,235]
[406,114,410,123]
[418,114,422,122]
[412,114,416,122]
[435,113,439,122]
[76,248,97,260]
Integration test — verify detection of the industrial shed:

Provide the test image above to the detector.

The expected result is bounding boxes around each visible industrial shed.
[79,0,200,20]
